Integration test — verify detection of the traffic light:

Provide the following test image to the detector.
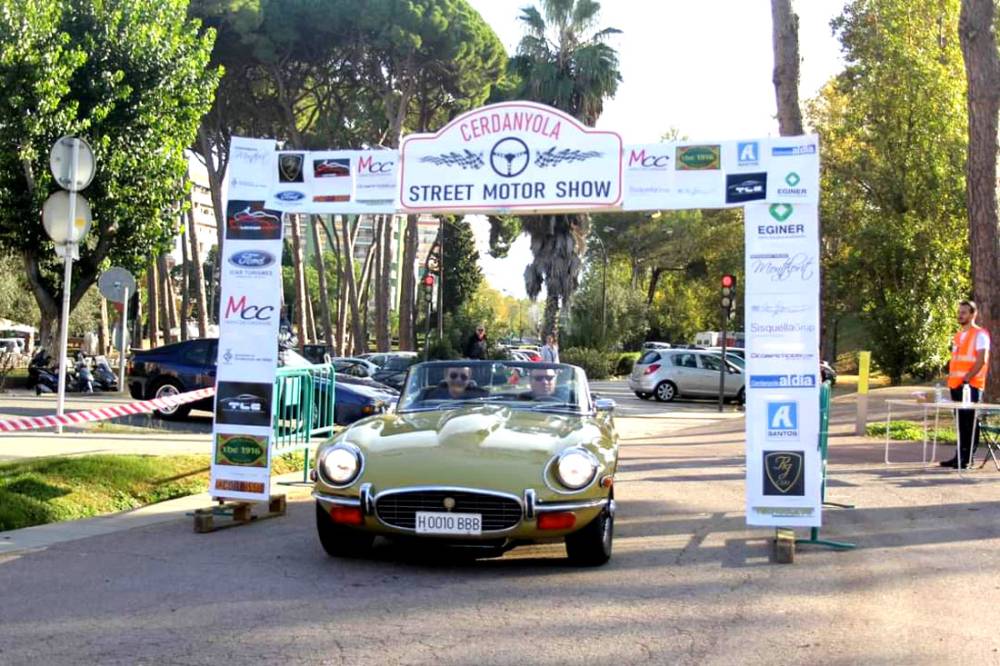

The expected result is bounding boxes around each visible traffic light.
[422,274,435,289]
[720,274,736,311]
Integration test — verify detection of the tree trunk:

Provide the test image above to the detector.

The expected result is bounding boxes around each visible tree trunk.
[340,216,366,355]
[542,292,561,340]
[330,218,348,356]
[647,267,664,305]
[398,215,418,351]
[146,260,160,348]
[198,129,227,321]
[180,228,190,342]
[311,214,334,351]
[378,215,393,351]
[289,213,308,351]
[157,254,176,344]
[959,0,1000,401]
[374,217,385,351]
[187,202,209,338]
[99,296,110,355]
[771,0,804,136]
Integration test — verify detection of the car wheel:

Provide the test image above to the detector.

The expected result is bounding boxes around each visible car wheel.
[654,381,677,402]
[634,391,652,400]
[315,502,374,558]
[565,504,613,567]
[151,380,191,420]
[736,387,746,405]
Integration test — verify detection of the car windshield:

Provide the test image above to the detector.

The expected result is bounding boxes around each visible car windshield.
[398,361,591,414]
[278,348,312,368]
[384,355,417,371]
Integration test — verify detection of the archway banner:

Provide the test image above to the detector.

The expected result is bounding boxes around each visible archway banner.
[218,102,824,528]
[224,109,818,215]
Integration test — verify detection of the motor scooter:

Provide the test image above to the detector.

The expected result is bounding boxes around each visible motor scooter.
[91,355,119,391]
[73,353,94,394]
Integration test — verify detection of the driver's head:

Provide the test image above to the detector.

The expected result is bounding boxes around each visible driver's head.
[446,366,472,397]
[529,368,558,396]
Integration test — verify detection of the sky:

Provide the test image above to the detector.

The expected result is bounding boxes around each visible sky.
[464,0,848,299]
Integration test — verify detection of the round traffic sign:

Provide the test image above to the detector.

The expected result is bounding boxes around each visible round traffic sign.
[49,136,96,192]
[42,191,92,244]
[98,267,137,303]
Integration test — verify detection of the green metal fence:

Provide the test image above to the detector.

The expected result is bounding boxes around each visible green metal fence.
[272,363,336,458]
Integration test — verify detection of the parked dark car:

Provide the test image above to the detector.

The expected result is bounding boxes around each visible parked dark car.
[128,339,394,424]
[371,354,420,391]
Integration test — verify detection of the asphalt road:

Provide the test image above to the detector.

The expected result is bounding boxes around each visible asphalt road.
[1,392,998,664]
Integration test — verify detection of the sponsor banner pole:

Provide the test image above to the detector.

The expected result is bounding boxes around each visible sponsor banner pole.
[744,202,822,528]
[210,136,284,502]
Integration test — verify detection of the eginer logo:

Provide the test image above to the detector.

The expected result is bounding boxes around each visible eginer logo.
[224,295,274,321]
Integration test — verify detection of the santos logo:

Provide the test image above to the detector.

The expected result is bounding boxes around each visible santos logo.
[766,401,799,440]
[224,296,274,322]
[627,149,670,169]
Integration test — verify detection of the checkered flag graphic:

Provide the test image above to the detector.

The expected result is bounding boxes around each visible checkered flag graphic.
[419,150,485,170]
[534,147,603,168]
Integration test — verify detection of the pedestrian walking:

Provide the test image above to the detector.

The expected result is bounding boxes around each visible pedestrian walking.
[464,323,488,360]
[540,334,559,363]
[940,299,991,468]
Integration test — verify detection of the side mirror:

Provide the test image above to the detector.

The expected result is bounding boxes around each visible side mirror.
[595,398,616,413]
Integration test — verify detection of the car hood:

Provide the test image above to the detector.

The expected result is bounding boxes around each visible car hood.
[326,404,614,496]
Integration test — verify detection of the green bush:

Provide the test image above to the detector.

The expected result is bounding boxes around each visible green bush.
[614,352,640,377]
[560,347,616,379]
[425,336,460,361]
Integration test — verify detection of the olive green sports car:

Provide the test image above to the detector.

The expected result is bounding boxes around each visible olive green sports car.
[311,360,619,566]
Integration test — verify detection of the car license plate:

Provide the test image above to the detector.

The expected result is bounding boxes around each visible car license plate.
[415,511,482,535]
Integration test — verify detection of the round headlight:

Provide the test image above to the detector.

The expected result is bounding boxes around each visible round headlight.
[321,445,362,485]
[556,450,597,490]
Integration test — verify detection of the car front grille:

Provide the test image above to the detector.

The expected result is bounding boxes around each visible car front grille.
[375,489,523,531]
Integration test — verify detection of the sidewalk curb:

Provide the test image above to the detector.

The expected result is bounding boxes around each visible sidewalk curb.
[0,471,313,557]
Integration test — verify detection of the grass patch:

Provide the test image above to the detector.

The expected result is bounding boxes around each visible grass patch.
[866,420,956,445]
[0,450,315,532]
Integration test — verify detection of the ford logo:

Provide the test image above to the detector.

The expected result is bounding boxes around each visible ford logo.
[275,190,305,201]
[228,250,275,268]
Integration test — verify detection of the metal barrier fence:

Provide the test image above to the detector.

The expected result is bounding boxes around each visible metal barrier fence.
[272,364,336,459]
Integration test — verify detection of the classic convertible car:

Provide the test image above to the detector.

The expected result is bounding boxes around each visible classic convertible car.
[311,361,619,566]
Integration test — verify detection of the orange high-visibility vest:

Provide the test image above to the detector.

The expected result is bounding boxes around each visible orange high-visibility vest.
[948,324,990,389]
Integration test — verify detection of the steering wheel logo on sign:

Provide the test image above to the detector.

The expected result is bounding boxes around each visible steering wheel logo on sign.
[489,137,530,178]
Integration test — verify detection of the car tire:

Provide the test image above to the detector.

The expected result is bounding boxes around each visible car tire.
[150,379,191,420]
[634,391,652,400]
[315,502,374,558]
[654,381,677,402]
[565,504,613,567]
[736,387,746,405]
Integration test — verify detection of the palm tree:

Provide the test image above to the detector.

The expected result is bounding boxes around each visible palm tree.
[511,0,621,338]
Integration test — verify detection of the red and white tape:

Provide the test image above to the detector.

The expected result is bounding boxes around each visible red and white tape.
[0,387,216,433]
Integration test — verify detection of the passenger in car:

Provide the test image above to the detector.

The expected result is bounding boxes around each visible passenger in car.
[522,368,570,402]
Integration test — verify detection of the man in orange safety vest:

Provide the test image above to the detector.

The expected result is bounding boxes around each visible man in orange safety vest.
[941,300,991,468]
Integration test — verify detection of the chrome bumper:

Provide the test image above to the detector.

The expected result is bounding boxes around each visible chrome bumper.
[314,486,613,521]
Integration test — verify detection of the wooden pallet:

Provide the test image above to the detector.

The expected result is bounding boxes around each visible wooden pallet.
[193,494,287,533]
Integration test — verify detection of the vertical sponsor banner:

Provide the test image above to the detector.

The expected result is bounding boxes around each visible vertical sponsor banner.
[744,202,822,527]
[211,139,285,502]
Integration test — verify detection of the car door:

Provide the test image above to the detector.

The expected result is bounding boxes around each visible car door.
[694,353,724,395]
[175,339,216,390]
[669,352,700,395]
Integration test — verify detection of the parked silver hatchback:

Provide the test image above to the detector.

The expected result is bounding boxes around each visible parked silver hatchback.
[628,349,745,403]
